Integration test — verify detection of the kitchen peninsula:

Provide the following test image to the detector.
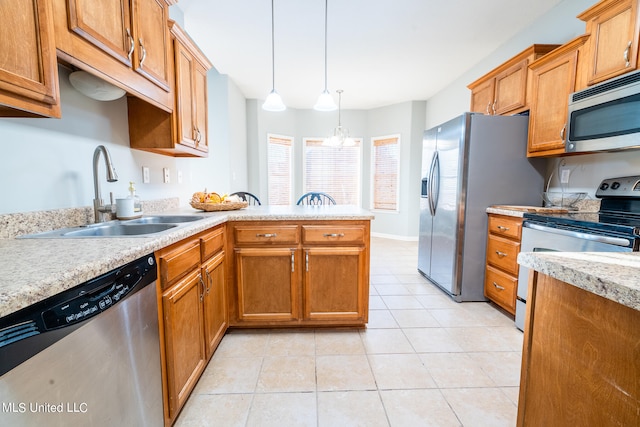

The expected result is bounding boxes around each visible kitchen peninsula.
[516,251,640,426]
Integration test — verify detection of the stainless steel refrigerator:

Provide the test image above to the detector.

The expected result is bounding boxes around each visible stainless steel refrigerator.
[418,113,544,301]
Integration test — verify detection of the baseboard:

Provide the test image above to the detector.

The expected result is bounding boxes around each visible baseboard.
[370,232,418,241]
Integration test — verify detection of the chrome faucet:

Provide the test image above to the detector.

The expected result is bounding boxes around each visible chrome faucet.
[93,145,118,223]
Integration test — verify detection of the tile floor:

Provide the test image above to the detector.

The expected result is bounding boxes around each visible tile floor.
[175,237,523,427]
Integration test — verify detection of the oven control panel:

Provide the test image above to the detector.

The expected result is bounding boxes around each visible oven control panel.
[596,175,640,197]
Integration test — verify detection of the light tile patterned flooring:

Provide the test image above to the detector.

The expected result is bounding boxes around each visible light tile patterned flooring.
[175,237,523,426]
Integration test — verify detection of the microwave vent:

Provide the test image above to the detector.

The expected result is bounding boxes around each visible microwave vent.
[572,71,640,102]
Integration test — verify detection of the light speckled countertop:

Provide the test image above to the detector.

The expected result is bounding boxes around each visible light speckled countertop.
[518,251,640,312]
[0,205,374,318]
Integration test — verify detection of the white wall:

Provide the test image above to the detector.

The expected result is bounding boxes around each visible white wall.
[0,64,246,214]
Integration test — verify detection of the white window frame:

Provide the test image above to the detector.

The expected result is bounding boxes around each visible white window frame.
[267,133,294,205]
[302,137,363,206]
[370,134,401,213]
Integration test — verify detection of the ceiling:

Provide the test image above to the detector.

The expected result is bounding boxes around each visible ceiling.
[176,0,564,110]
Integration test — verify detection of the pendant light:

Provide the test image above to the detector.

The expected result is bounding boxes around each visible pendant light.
[314,0,337,111]
[324,90,354,146]
[263,0,286,111]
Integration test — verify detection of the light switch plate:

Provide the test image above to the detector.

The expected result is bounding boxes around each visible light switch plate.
[142,166,150,184]
[163,168,170,184]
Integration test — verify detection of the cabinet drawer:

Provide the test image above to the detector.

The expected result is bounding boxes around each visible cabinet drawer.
[234,225,299,245]
[486,234,520,275]
[484,265,517,314]
[302,225,365,244]
[488,215,522,240]
[158,239,201,289]
[200,227,224,261]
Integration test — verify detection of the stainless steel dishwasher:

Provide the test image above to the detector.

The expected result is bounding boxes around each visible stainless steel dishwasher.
[0,254,163,426]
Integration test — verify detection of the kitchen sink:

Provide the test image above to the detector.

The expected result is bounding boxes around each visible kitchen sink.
[19,215,207,239]
[123,215,205,224]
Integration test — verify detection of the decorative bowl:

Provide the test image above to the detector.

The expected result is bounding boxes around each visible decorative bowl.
[542,192,587,208]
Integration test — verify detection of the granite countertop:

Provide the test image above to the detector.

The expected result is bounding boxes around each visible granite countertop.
[0,205,374,318]
[518,251,640,312]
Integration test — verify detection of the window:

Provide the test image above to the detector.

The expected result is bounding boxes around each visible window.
[371,135,400,211]
[267,134,293,205]
[303,138,362,205]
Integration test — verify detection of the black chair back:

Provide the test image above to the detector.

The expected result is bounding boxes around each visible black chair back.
[296,192,336,206]
[230,191,261,205]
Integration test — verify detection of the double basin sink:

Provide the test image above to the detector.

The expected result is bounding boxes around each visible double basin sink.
[21,215,207,238]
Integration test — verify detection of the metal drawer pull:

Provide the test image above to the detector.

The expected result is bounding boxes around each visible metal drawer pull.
[492,282,505,291]
[323,233,345,237]
[624,41,632,68]
[495,250,508,258]
[496,225,509,231]
[256,233,277,238]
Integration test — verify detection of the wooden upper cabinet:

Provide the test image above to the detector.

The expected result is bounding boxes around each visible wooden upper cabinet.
[52,0,173,111]
[468,44,559,116]
[0,0,61,117]
[579,0,640,85]
[527,36,590,157]
[128,20,212,157]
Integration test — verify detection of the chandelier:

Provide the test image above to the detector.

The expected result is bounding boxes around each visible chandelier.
[324,90,354,147]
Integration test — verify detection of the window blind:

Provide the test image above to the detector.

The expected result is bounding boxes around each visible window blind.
[372,136,400,211]
[267,134,293,205]
[303,138,362,205]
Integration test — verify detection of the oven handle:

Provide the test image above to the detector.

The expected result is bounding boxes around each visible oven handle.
[525,222,632,247]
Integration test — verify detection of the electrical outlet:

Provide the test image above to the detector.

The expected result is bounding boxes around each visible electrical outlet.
[560,168,571,184]
[163,168,170,184]
[142,166,150,184]
[177,170,183,184]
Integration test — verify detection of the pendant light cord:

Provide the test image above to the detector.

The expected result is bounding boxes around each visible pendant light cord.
[271,0,276,90]
[323,0,328,91]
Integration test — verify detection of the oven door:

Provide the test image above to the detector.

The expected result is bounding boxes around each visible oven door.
[515,223,633,330]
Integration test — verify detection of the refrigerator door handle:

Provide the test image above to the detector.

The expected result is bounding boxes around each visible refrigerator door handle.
[429,151,440,214]
[427,152,437,215]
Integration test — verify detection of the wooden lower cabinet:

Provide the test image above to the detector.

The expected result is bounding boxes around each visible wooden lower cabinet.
[518,271,640,426]
[304,247,367,322]
[161,268,206,421]
[229,220,370,327]
[202,251,226,358]
[235,247,299,322]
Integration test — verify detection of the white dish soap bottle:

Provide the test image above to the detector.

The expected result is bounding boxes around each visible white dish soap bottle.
[128,181,143,217]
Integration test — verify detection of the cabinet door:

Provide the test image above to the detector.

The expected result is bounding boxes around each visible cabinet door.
[494,60,528,115]
[202,252,226,359]
[469,79,495,114]
[174,41,197,150]
[0,0,60,117]
[67,0,132,66]
[303,247,366,321]
[162,268,206,420]
[235,248,299,322]
[584,0,639,85]
[193,61,209,153]
[527,49,578,156]
[131,0,170,91]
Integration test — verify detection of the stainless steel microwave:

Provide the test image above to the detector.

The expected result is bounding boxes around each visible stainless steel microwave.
[566,69,640,153]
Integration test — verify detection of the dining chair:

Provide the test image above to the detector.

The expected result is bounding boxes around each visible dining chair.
[296,192,336,206]
[230,191,261,205]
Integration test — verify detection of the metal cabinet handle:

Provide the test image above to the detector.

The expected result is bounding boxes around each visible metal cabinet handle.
[305,251,309,272]
[198,275,205,301]
[323,233,345,238]
[126,29,135,61]
[491,101,497,115]
[205,269,212,294]
[256,233,277,238]
[486,102,491,115]
[560,123,567,141]
[492,282,505,291]
[139,38,147,66]
[495,250,508,258]
[291,251,295,272]
[496,225,509,231]
[196,128,202,144]
[624,41,632,68]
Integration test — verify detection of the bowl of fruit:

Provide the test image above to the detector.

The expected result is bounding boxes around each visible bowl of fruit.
[190,191,248,211]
